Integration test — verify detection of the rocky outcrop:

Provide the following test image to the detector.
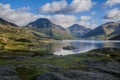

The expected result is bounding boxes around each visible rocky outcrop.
[36,71,71,80]
[0,65,21,80]
[36,69,119,80]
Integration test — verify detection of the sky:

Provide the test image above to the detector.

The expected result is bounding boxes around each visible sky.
[0,0,120,29]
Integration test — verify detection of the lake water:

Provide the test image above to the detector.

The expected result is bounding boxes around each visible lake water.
[50,40,120,55]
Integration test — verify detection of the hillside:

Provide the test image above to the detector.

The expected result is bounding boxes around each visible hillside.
[68,24,91,38]
[0,18,52,56]
[82,22,120,39]
[27,18,74,39]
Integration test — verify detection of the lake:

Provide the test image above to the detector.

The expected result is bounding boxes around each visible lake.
[50,40,120,55]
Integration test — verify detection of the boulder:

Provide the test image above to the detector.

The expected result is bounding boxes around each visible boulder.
[0,65,21,80]
[36,71,71,80]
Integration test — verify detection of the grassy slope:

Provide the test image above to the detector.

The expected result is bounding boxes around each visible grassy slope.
[0,24,52,56]
[52,28,74,40]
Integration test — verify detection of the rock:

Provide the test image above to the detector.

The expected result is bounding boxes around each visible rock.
[82,60,120,78]
[0,65,16,76]
[0,65,21,80]
[0,76,21,80]
[63,46,76,50]
[63,70,119,80]
[36,70,119,80]
[36,71,71,80]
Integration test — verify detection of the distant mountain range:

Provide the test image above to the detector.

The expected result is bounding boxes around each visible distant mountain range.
[0,18,120,40]
[68,24,91,38]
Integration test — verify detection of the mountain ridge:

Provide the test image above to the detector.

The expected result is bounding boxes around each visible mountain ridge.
[0,18,18,27]
[82,22,120,39]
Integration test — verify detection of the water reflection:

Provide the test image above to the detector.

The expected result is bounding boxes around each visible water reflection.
[50,40,120,55]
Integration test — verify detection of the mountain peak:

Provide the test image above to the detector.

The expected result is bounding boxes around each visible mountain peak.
[36,18,50,21]
[70,24,85,28]
[27,18,53,28]
[68,24,91,38]
[72,24,80,26]
[26,18,73,39]
[34,18,51,24]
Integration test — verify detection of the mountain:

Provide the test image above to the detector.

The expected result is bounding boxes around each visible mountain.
[27,18,74,39]
[68,24,91,38]
[0,18,17,27]
[82,22,120,39]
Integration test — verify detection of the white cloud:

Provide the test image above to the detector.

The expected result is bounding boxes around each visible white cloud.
[105,0,120,7]
[39,0,95,14]
[104,8,120,21]
[16,6,30,12]
[49,15,97,29]
[77,21,97,29]
[77,15,97,29]
[40,0,67,13]
[80,16,91,21]
[0,3,44,26]
[49,14,77,28]
[68,0,95,13]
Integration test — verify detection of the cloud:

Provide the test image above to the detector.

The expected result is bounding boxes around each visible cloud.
[91,11,96,15]
[39,0,95,14]
[77,21,97,29]
[40,0,67,14]
[0,3,96,29]
[49,14,77,28]
[49,15,97,29]
[0,3,44,26]
[104,8,120,21]
[76,15,97,29]
[67,0,95,13]
[105,0,120,7]
[80,16,91,21]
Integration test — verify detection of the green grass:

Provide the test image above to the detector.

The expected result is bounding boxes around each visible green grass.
[16,67,39,80]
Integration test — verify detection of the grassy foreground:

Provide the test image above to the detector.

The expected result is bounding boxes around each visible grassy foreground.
[0,48,119,80]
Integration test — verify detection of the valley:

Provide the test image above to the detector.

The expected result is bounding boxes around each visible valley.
[0,18,120,80]
[0,0,120,80]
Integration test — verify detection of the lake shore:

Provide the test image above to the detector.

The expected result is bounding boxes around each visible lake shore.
[0,47,120,80]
